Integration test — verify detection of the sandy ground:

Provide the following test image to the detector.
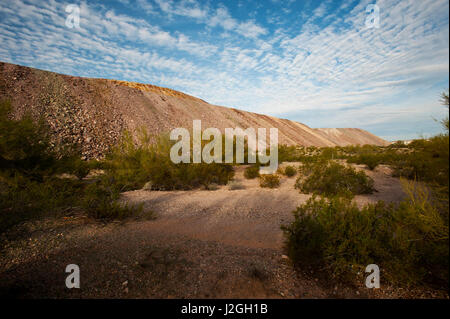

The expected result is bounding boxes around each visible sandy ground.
[0,164,446,299]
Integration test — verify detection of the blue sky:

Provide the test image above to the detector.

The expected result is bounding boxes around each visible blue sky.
[0,0,448,141]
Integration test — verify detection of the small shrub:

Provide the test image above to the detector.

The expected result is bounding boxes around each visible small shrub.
[390,141,407,148]
[260,174,280,188]
[348,154,381,170]
[283,165,297,177]
[278,144,303,162]
[244,165,260,179]
[295,161,375,196]
[82,178,150,220]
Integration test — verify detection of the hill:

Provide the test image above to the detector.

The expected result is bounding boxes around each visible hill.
[0,62,388,159]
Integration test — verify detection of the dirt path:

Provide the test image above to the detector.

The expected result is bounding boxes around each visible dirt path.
[0,164,414,299]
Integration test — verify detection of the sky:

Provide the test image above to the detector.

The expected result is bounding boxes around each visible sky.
[0,0,448,141]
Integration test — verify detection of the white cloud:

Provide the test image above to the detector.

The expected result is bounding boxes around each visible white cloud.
[153,0,207,18]
[0,0,448,140]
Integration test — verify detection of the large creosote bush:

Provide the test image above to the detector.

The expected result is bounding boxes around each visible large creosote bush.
[0,100,90,180]
[106,129,234,191]
[295,161,375,196]
[0,100,147,233]
[282,179,449,287]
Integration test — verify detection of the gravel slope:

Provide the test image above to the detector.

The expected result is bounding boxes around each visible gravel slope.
[0,61,388,159]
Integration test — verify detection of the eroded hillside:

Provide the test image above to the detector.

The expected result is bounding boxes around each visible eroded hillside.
[0,62,388,159]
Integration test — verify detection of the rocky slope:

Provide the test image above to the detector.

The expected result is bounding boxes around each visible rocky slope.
[0,62,388,159]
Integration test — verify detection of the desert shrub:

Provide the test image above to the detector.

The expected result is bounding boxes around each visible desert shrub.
[0,100,56,178]
[389,140,407,148]
[295,161,375,196]
[106,130,234,191]
[228,180,245,190]
[278,144,303,162]
[342,135,448,193]
[0,100,148,233]
[82,178,149,220]
[0,100,84,231]
[283,165,297,177]
[282,179,449,287]
[260,174,280,188]
[0,169,148,233]
[244,165,260,179]
[277,144,386,164]
[396,135,449,187]
[320,147,341,160]
[0,100,90,180]
[347,153,382,170]
[0,173,85,233]
[56,155,91,179]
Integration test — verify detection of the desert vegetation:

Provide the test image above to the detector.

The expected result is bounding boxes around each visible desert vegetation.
[279,165,297,177]
[0,99,235,233]
[244,165,260,179]
[282,179,448,287]
[1,90,448,296]
[282,92,449,290]
[0,100,153,232]
[105,131,234,191]
[295,161,375,196]
[259,174,281,188]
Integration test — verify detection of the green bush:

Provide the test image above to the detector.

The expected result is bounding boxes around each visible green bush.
[344,135,449,192]
[0,100,90,180]
[244,165,260,179]
[278,144,302,162]
[0,100,149,233]
[0,100,56,178]
[260,174,280,188]
[295,161,375,196]
[347,153,381,170]
[282,179,449,287]
[106,130,234,191]
[283,165,297,177]
[0,173,84,233]
[82,178,150,220]
[395,135,449,188]
[389,141,407,148]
